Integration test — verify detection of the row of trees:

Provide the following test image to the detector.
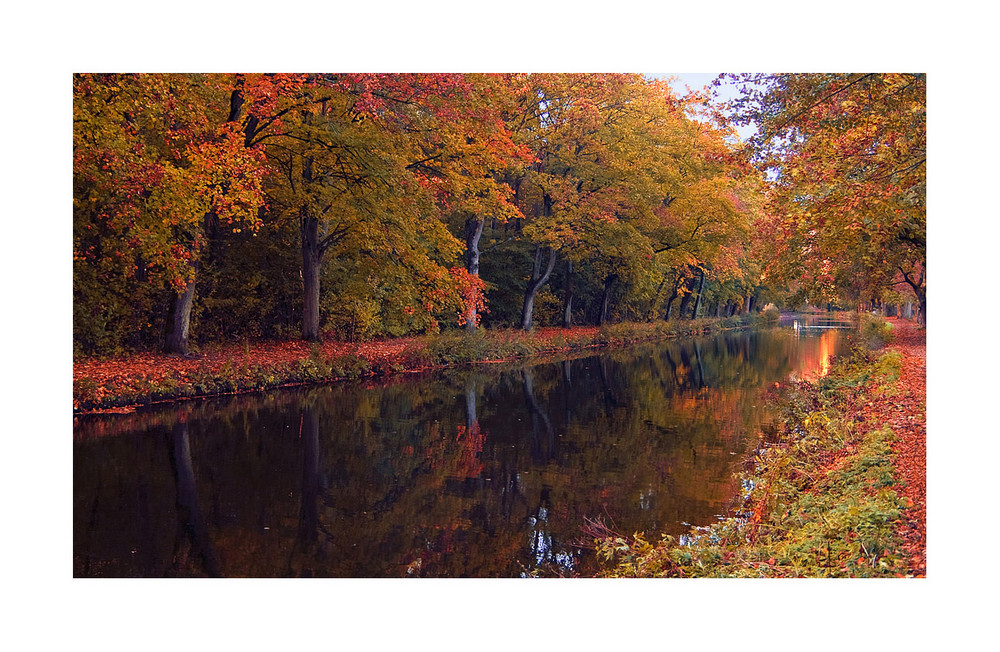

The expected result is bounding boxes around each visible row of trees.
[73,72,925,356]
[725,73,926,321]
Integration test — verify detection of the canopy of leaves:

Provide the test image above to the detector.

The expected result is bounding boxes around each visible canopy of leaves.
[726,73,926,309]
[73,72,921,355]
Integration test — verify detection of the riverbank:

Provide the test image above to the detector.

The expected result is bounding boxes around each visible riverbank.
[73,312,778,414]
[594,318,926,577]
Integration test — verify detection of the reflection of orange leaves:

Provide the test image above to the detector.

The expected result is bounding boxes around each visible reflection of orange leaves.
[453,422,486,478]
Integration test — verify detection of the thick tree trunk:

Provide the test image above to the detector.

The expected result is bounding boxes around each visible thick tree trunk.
[521,245,556,331]
[898,265,926,326]
[165,274,196,354]
[465,216,485,331]
[599,274,617,326]
[301,215,322,342]
[678,290,693,321]
[692,268,706,319]
[562,260,574,328]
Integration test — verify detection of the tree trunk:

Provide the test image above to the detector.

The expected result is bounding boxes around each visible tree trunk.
[163,85,251,355]
[663,274,682,321]
[165,273,196,354]
[465,216,485,331]
[899,265,926,326]
[562,259,574,328]
[599,274,617,326]
[301,215,322,342]
[692,268,706,319]
[520,245,556,331]
[647,274,668,321]
[678,289,693,321]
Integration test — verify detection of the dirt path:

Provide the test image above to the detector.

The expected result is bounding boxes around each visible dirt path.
[867,319,927,576]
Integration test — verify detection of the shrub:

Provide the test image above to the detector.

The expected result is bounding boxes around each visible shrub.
[859,313,895,349]
[761,306,781,323]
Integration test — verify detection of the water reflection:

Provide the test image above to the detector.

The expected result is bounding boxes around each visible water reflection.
[74,324,850,577]
[168,421,221,576]
[784,313,855,380]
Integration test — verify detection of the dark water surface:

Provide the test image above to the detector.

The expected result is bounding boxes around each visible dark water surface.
[74,320,852,577]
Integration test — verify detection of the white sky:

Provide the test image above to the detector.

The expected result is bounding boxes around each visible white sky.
[660,72,758,141]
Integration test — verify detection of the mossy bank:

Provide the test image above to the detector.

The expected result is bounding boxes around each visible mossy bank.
[595,319,919,578]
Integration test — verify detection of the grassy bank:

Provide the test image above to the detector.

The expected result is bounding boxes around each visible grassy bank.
[73,311,779,413]
[594,324,918,578]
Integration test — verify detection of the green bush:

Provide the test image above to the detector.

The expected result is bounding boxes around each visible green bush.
[859,313,895,349]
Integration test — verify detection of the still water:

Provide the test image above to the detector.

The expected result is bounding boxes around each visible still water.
[74,319,851,577]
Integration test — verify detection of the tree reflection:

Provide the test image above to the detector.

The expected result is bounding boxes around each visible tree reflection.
[521,368,555,464]
[75,326,851,577]
[167,421,221,577]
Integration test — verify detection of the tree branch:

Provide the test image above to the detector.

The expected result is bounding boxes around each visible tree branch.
[866,158,926,183]
[770,73,876,136]
[318,225,350,254]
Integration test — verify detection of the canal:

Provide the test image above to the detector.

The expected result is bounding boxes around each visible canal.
[74,317,852,577]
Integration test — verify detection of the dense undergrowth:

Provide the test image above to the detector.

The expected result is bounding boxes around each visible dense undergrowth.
[595,320,916,578]
[73,310,780,413]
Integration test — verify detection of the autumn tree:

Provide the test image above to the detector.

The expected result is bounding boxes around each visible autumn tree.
[410,73,531,331]
[259,74,529,341]
[73,72,772,354]
[507,74,664,330]
[577,78,755,325]
[73,73,294,354]
[726,73,926,321]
